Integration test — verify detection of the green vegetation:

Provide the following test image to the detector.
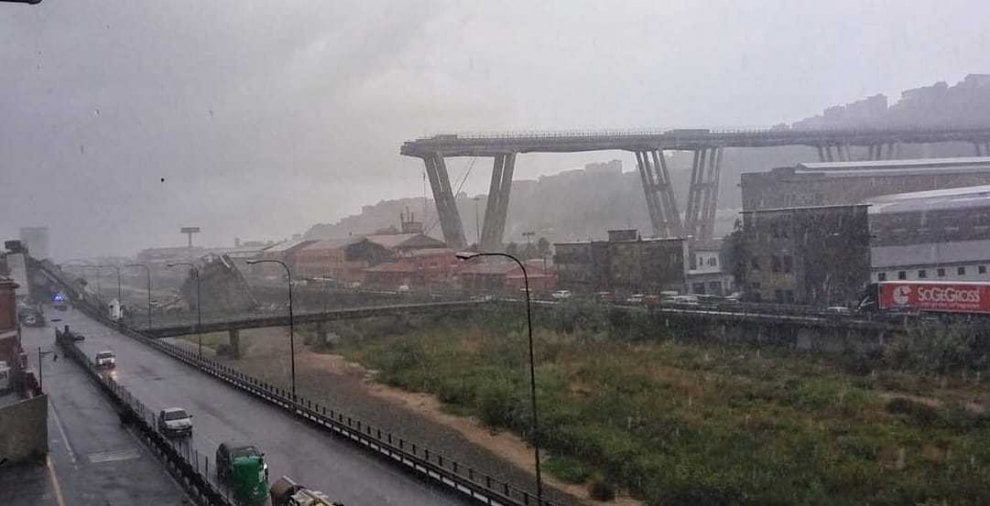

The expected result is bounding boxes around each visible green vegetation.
[333,306,990,505]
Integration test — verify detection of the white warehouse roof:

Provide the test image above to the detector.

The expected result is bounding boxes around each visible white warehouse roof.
[866,184,990,214]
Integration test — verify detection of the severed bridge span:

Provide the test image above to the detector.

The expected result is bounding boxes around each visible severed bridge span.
[401,126,990,249]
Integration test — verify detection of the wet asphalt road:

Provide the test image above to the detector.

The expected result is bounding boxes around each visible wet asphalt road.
[4,320,189,505]
[55,308,468,506]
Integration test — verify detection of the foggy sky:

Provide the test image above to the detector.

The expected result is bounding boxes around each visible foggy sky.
[2,0,988,258]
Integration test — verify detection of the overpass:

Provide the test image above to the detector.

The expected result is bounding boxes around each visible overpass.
[401,126,990,248]
[144,300,485,339]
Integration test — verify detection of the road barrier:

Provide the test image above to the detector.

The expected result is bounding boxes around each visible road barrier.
[38,259,556,506]
[56,329,238,506]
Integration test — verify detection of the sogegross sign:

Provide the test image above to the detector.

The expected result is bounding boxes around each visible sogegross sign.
[879,282,990,313]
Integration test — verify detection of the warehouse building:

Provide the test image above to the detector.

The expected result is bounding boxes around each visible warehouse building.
[867,185,990,282]
[741,157,990,211]
[741,205,871,305]
[555,229,686,294]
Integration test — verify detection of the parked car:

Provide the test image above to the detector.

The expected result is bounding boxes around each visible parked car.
[825,305,851,315]
[551,290,572,300]
[95,350,116,369]
[157,407,193,438]
[625,294,644,304]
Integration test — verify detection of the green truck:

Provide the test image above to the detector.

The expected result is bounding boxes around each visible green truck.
[216,442,269,503]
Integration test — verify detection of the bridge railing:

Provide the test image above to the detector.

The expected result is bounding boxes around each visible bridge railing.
[412,125,990,144]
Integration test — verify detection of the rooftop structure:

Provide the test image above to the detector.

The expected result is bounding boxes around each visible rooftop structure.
[742,157,990,211]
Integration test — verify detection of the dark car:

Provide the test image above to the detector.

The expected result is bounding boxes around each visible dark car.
[216,442,268,483]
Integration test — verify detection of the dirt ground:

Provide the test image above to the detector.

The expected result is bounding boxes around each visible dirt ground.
[216,327,641,505]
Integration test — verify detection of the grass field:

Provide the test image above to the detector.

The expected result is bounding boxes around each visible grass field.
[332,307,990,505]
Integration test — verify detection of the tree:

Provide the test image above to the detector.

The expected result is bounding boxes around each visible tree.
[537,237,551,257]
[720,219,747,291]
[505,242,519,256]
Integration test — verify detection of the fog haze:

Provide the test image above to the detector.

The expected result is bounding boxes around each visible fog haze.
[2,0,988,257]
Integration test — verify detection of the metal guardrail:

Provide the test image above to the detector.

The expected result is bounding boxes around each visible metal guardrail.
[37,260,555,506]
[56,330,237,506]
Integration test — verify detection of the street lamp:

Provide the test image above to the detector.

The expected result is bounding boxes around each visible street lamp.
[455,251,542,504]
[97,265,122,310]
[246,259,296,402]
[126,263,153,330]
[166,262,202,357]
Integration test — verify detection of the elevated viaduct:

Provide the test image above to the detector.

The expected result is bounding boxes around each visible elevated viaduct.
[401,126,990,249]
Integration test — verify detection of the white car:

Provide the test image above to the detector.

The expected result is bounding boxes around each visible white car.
[95,350,116,369]
[551,290,572,299]
[158,408,193,438]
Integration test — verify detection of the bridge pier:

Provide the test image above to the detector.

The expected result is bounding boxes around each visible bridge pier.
[634,150,682,238]
[684,146,722,241]
[479,153,516,250]
[228,329,241,359]
[421,154,467,249]
[976,141,990,157]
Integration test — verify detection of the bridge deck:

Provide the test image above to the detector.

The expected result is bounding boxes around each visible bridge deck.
[401,126,990,157]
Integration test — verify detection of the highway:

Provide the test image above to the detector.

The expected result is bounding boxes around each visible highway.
[56,308,468,505]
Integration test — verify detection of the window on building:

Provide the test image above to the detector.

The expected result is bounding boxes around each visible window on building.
[918,269,927,279]
[877,272,887,281]
[958,266,966,276]
[898,271,907,280]
[771,255,781,273]
[751,257,760,271]
[937,268,946,277]
[980,265,987,274]
[708,257,717,267]
[782,255,793,274]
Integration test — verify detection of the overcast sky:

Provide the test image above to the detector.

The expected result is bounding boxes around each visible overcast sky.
[2,0,987,258]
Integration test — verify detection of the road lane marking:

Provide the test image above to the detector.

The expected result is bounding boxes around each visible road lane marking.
[45,456,67,506]
[87,448,141,463]
[49,402,77,465]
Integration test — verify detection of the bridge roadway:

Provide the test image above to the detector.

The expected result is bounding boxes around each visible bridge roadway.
[58,307,467,505]
[145,301,485,338]
[401,126,990,156]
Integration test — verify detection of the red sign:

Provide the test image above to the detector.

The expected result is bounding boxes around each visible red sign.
[878,282,990,314]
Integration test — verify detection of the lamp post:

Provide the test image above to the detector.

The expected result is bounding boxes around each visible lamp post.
[166,262,202,357]
[97,265,122,309]
[126,263,153,330]
[455,251,542,504]
[246,259,296,402]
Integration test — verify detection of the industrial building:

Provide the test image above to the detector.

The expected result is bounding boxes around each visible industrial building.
[741,205,870,305]
[686,241,733,296]
[867,185,990,282]
[554,229,687,294]
[741,157,990,211]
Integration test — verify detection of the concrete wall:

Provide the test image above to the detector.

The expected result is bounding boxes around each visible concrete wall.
[0,394,48,463]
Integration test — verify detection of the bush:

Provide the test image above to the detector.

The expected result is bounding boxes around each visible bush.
[544,455,594,484]
[885,397,939,426]
[588,477,617,501]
